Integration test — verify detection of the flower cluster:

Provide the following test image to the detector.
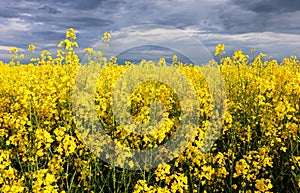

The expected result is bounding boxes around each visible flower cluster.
[0,29,299,192]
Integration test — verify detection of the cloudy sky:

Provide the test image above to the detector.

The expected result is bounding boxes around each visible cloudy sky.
[0,0,300,63]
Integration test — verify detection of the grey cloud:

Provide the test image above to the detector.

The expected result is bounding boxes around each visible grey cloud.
[0,9,19,18]
[31,31,64,42]
[231,0,300,13]
[68,17,112,29]
[39,5,61,14]
[218,1,300,34]
[24,0,119,10]
[108,0,222,30]
[68,0,111,10]
[0,0,299,62]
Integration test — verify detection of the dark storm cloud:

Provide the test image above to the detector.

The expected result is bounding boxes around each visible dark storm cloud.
[24,0,120,10]
[0,9,19,18]
[22,0,115,30]
[66,0,115,10]
[114,0,221,29]
[31,31,64,42]
[68,17,112,29]
[0,0,299,62]
[231,0,300,13]
[0,0,114,51]
[218,0,300,34]
[38,5,61,14]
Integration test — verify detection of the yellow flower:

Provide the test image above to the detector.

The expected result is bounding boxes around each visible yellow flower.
[172,55,178,65]
[255,179,273,192]
[66,28,76,39]
[9,47,18,54]
[155,163,171,181]
[215,43,225,56]
[28,44,35,51]
[233,159,249,178]
[280,146,287,152]
[102,32,111,45]
[232,184,238,189]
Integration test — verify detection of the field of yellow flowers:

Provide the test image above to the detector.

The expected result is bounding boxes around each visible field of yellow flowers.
[0,28,299,193]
